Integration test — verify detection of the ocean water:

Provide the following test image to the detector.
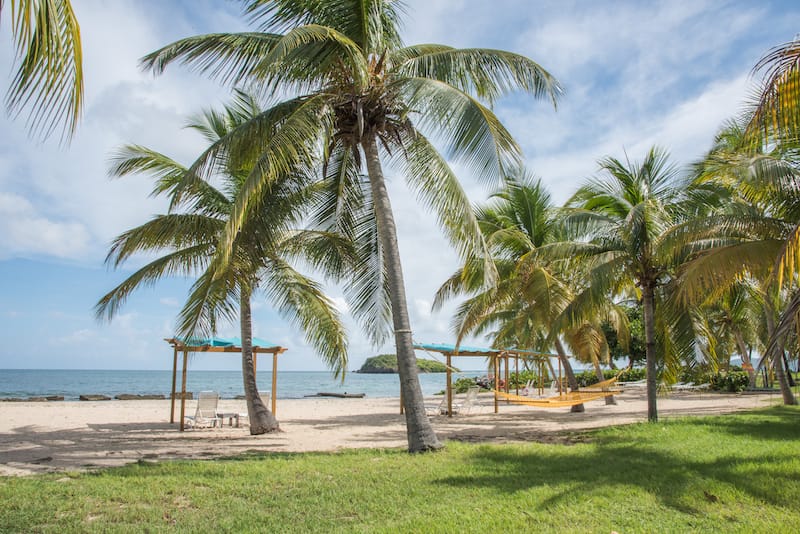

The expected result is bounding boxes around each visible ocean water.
[0,369,488,400]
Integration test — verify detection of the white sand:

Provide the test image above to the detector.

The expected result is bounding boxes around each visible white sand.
[0,389,779,476]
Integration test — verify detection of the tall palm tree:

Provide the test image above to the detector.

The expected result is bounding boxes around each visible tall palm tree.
[564,147,706,422]
[684,119,798,404]
[2,0,83,141]
[700,282,761,387]
[435,169,612,411]
[746,37,800,147]
[139,0,562,451]
[96,94,350,434]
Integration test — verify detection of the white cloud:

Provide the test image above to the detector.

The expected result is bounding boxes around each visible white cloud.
[3,0,800,370]
[159,297,180,307]
[53,328,96,345]
[0,193,91,259]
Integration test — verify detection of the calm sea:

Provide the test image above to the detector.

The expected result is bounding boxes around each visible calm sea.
[0,369,488,400]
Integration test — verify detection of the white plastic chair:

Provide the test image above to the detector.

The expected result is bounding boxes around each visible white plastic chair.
[184,391,221,429]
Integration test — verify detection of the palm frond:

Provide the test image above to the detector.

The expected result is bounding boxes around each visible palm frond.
[262,257,349,377]
[395,47,562,106]
[95,244,212,321]
[396,76,521,179]
[5,0,83,142]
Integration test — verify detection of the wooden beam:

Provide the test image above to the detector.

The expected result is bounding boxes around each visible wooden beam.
[271,352,278,415]
[493,355,499,414]
[179,349,188,431]
[170,346,178,424]
[446,354,452,417]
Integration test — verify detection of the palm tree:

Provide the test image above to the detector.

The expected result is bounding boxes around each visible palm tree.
[746,37,800,146]
[700,282,761,387]
[96,93,350,434]
[684,119,798,404]
[435,169,612,412]
[2,0,83,141]
[139,0,562,451]
[565,147,706,422]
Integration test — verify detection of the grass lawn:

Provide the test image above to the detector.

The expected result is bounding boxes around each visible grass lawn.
[2,406,799,533]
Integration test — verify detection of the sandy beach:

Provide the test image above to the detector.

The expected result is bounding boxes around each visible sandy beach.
[0,389,779,476]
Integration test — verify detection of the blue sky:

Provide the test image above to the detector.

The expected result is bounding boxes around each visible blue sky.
[1,0,799,371]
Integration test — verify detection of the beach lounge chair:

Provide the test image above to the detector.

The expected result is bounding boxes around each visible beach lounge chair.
[453,386,481,415]
[673,382,710,392]
[426,386,481,416]
[619,379,647,389]
[184,391,221,429]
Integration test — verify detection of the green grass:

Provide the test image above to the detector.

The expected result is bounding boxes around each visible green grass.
[2,407,799,533]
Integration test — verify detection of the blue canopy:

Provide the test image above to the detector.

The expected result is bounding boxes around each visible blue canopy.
[414,342,498,354]
[173,336,279,349]
[414,342,556,358]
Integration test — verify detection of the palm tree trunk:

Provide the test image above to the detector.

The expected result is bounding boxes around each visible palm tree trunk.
[783,352,796,387]
[641,283,658,422]
[362,135,442,452]
[592,358,616,405]
[733,329,756,388]
[763,298,797,405]
[240,288,280,434]
[554,338,584,413]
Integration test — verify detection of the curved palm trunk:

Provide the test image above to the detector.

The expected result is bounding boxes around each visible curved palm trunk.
[763,299,797,405]
[554,338,584,413]
[362,135,442,452]
[240,288,280,434]
[592,358,616,405]
[641,284,658,422]
[733,329,756,388]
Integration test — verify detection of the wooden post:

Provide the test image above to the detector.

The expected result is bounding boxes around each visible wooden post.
[504,353,510,396]
[253,353,258,376]
[515,355,519,395]
[493,354,499,414]
[446,354,453,417]
[271,352,278,415]
[399,385,404,414]
[179,349,188,431]
[170,345,178,424]
[558,356,562,394]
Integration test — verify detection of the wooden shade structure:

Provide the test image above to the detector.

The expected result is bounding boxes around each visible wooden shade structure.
[165,337,287,431]
[411,343,554,417]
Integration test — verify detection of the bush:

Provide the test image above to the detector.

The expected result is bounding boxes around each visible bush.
[710,371,750,393]
[614,367,646,382]
[574,368,646,387]
[452,377,479,394]
[507,369,544,388]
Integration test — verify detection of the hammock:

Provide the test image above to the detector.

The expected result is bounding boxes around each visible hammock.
[495,376,620,408]
[494,390,617,407]
[580,376,619,391]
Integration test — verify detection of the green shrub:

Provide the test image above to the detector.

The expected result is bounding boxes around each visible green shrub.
[452,377,478,394]
[507,369,544,388]
[710,371,750,392]
[574,368,646,387]
[614,367,646,382]
[575,370,600,387]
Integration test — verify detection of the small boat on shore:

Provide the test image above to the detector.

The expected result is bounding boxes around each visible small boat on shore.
[304,392,366,399]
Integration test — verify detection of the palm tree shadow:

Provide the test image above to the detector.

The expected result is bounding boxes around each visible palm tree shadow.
[434,412,800,514]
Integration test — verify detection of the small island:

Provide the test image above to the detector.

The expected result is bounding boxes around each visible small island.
[356,354,456,374]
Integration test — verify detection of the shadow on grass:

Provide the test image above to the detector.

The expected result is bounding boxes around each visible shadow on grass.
[679,405,800,441]
[436,406,800,515]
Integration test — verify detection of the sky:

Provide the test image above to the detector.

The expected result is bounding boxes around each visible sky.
[1,0,799,372]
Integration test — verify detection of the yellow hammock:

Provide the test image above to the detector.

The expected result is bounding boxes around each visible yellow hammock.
[496,376,620,408]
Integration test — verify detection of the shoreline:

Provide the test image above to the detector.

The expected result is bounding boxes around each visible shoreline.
[0,390,779,476]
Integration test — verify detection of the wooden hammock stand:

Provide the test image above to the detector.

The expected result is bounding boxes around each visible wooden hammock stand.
[494,376,620,407]
[411,343,620,416]
[164,338,287,431]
